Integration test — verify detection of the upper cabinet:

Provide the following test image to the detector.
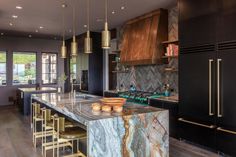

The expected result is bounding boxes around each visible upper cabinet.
[179,0,236,47]
[218,0,236,42]
[179,0,218,46]
[120,9,168,65]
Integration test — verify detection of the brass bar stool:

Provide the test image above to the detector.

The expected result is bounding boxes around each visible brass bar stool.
[42,114,80,157]
[32,103,44,148]
[54,117,87,157]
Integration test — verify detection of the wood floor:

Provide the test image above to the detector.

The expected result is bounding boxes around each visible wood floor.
[0,106,223,157]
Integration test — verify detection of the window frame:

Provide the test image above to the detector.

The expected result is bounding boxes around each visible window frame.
[12,51,37,86]
[41,52,58,85]
[0,50,7,86]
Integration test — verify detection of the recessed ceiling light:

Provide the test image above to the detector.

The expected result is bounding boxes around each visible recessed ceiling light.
[39,26,44,29]
[1,33,4,35]
[121,6,125,10]
[29,35,32,38]
[16,6,23,10]
[9,23,13,26]
[112,11,115,14]
[84,24,87,28]
[62,3,67,8]
[12,15,18,19]
[35,29,39,32]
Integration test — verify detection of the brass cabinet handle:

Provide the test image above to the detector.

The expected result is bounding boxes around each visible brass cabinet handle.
[217,127,236,135]
[178,118,216,129]
[209,59,214,116]
[217,59,222,117]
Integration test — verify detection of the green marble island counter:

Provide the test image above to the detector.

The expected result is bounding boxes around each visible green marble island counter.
[32,93,169,157]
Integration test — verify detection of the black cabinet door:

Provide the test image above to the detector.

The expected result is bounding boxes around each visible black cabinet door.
[179,0,218,46]
[216,46,236,156]
[217,0,236,42]
[179,51,216,123]
[179,51,217,148]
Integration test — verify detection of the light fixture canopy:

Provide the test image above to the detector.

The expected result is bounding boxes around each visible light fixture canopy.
[102,0,111,49]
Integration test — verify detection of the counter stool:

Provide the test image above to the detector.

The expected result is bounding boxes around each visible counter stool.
[42,115,81,157]
[54,117,87,157]
[32,103,44,148]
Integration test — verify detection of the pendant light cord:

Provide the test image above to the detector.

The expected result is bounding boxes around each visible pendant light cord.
[105,0,108,23]
[87,0,90,31]
[62,4,65,42]
[73,0,76,36]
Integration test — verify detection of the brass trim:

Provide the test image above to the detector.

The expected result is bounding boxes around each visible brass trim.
[209,59,214,116]
[217,127,236,135]
[217,59,222,117]
[178,118,216,129]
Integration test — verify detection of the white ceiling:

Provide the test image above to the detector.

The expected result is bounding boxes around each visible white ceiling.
[0,0,176,39]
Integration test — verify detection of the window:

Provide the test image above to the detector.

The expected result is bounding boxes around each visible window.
[70,57,77,83]
[0,51,6,86]
[42,53,57,84]
[13,52,36,85]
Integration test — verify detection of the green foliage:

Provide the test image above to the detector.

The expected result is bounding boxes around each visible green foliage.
[13,53,36,64]
[58,73,68,85]
[0,52,6,63]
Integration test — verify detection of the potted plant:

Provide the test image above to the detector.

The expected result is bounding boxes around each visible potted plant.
[57,73,68,93]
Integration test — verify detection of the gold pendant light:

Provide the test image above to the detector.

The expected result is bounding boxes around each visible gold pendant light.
[71,0,78,56]
[61,3,67,59]
[84,0,92,53]
[102,0,111,49]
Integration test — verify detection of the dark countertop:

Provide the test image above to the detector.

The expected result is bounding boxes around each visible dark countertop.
[32,93,165,126]
[18,87,57,93]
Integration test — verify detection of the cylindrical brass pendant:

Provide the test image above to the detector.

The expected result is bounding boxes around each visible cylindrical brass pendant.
[84,31,93,53]
[102,22,111,49]
[71,36,78,56]
[61,41,67,58]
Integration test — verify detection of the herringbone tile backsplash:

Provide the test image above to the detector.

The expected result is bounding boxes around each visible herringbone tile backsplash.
[117,6,178,94]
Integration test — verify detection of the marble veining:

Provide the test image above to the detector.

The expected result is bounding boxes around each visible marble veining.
[32,93,169,157]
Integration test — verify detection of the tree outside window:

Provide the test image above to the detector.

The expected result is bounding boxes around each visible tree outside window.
[0,51,6,86]
[13,52,36,85]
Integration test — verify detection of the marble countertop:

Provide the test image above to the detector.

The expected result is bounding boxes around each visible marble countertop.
[151,95,179,103]
[19,87,57,93]
[32,93,165,126]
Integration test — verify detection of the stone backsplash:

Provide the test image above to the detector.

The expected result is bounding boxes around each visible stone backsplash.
[116,6,178,94]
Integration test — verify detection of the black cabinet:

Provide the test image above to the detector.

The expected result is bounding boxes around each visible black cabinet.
[179,1,236,155]
[216,44,236,156]
[149,99,178,138]
[65,32,103,96]
[218,0,236,42]
[179,0,218,46]
[179,50,216,124]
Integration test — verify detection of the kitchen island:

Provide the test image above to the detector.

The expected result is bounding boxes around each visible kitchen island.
[32,93,169,157]
[18,87,57,115]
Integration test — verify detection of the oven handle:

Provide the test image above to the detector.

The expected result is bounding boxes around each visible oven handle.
[178,118,216,129]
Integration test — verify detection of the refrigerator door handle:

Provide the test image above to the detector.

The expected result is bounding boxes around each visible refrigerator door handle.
[209,59,214,116]
[217,59,223,117]
[217,127,236,135]
[178,118,216,129]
